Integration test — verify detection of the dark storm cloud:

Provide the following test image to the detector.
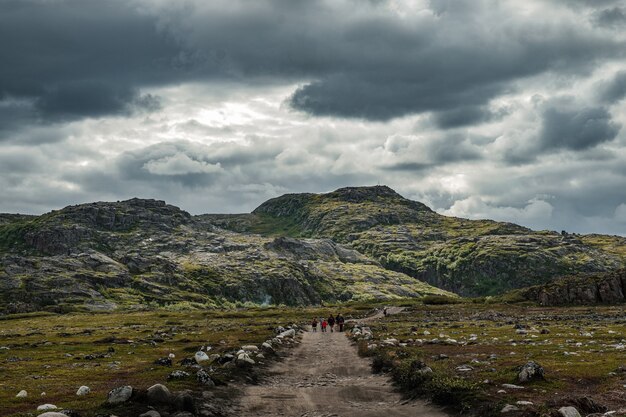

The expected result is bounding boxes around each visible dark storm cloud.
[598,71,626,104]
[539,105,621,150]
[593,7,626,28]
[432,107,495,129]
[2,0,625,128]
[0,0,179,124]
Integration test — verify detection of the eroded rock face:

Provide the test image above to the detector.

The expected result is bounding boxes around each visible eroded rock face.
[517,270,626,306]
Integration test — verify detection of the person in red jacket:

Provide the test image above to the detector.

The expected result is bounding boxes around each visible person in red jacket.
[327,315,335,332]
[321,319,328,332]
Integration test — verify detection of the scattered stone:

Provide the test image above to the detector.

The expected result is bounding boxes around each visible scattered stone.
[168,353,176,359]
[180,357,196,366]
[172,412,195,417]
[194,351,210,364]
[558,406,582,417]
[76,386,90,396]
[456,365,474,372]
[410,360,433,376]
[197,369,215,387]
[154,357,172,366]
[147,383,172,404]
[517,401,534,406]
[278,329,296,338]
[16,390,27,398]
[241,345,259,352]
[37,404,58,411]
[236,352,255,366]
[107,385,133,404]
[502,384,525,390]
[173,391,196,412]
[37,413,68,417]
[168,370,190,380]
[501,404,520,413]
[518,361,545,383]
[139,411,161,417]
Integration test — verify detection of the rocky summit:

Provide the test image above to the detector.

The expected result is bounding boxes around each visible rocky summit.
[1,186,625,313]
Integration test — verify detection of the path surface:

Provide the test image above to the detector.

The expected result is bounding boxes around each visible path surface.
[235,309,448,417]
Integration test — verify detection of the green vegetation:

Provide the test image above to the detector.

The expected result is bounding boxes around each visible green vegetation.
[354,302,626,415]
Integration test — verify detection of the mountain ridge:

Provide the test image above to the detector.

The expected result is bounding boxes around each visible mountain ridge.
[0,186,625,314]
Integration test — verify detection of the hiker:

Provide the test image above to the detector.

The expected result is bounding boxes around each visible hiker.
[327,315,335,332]
[336,313,345,332]
[321,318,328,332]
[311,317,318,332]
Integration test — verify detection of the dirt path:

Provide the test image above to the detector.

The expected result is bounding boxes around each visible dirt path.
[235,310,448,417]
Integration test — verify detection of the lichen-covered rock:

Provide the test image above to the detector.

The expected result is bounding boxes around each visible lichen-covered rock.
[518,361,545,383]
[107,385,133,404]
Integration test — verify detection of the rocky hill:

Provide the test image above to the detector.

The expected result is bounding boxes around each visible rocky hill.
[207,186,626,296]
[1,186,625,314]
[0,196,452,314]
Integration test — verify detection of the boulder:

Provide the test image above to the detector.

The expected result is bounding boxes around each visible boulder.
[518,361,544,383]
[197,369,215,387]
[173,391,196,412]
[241,345,259,352]
[194,351,210,364]
[107,385,133,404]
[147,383,172,404]
[237,352,255,366]
[76,385,90,396]
[168,370,190,380]
[16,390,27,398]
[154,357,172,366]
[501,404,520,413]
[139,411,161,417]
[36,404,58,411]
[37,413,68,417]
[278,329,296,338]
[558,406,582,417]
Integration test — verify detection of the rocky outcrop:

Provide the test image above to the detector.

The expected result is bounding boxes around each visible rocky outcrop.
[509,269,626,305]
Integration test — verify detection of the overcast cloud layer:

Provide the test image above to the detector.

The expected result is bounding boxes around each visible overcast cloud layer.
[1,0,626,234]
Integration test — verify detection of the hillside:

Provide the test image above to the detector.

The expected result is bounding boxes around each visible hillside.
[207,186,626,296]
[1,186,625,314]
[0,197,451,314]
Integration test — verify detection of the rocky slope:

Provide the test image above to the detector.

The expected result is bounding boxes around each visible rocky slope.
[504,269,626,305]
[207,186,626,296]
[1,186,625,313]
[0,197,451,314]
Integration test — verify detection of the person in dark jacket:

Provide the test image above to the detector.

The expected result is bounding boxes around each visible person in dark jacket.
[336,313,345,332]
[327,315,335,332]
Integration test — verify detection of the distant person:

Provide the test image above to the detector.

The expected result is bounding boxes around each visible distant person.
[327,315,335,332]
[321,319,328,332]
[336,313,345,332]
[311,317,318,332]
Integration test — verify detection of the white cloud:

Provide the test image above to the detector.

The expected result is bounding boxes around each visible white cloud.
[143,152,222,176]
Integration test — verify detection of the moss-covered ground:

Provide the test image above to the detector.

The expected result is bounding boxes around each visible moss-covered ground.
[0,305,371,417]
[354,301,626,416]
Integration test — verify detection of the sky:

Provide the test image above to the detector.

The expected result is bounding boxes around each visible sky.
[1,0,626,234]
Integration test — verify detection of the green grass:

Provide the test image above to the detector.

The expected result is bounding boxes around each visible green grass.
[353,302,626,414]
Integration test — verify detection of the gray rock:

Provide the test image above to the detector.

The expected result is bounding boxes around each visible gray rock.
[172,412,195,417]
[168,370,191,380]
[16,390,27,398]
[37,413,68,417]
[501,404,520,413]
[518,361,544,383]
[197,369,215,387]
[147,383,172,404]
[76,385,90,396]
[194,351,210,364]
[174,391,196,412]
[107,385,133,404]
[139,410,161,417]
[36,404,58,411]
[558,406,582,417]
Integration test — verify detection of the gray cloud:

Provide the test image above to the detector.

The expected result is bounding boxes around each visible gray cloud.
[539,105,621,150]
[593,7,626,28]
[598,71,626,104]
